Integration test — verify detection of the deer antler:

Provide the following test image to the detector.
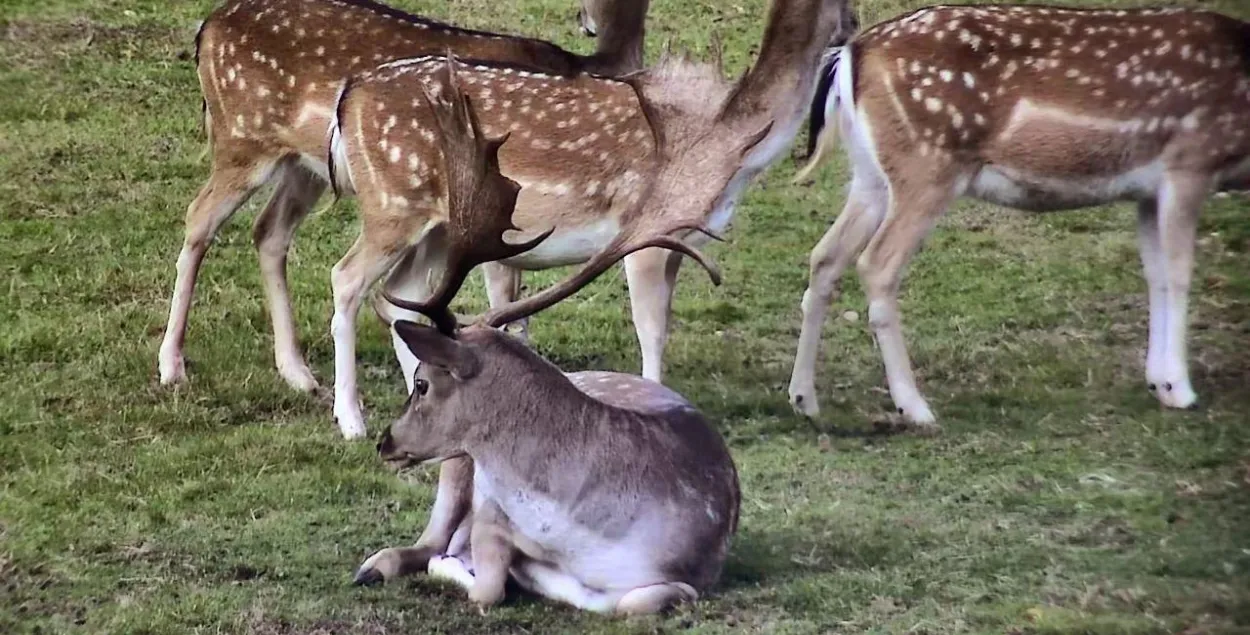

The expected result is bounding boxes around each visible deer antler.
[389,57,553,334]
[385,55,740,336]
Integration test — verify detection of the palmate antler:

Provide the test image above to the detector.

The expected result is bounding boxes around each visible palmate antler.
[390,58,553,334]
[383,58,725,336]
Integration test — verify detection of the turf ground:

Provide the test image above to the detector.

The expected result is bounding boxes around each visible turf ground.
[2,0,1249,632]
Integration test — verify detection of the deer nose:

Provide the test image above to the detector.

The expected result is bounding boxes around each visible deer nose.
[376,427,394,456]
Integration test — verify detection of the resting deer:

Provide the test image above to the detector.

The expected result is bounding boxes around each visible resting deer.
[328,0,858,438]
[787,5,1250,431]
[158,0,648,393]
[349,65,739,615]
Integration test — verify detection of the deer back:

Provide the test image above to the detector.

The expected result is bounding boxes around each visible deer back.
[333,57,660,261]
[197,0,645,174]
[841,6,1250,196]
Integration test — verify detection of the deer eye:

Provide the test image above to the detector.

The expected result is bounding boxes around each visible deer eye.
[414,379,429,397]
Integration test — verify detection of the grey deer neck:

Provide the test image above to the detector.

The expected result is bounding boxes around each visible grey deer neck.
[458,345,622,461]
[583,0,649,75]
[721,0,846,129]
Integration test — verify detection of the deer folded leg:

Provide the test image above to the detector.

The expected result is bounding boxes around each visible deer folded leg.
[624,247,685,383]
[615,582,698,615]
[159,154,275,385]
[354,457,473,585]
[789,175,887,418]
[1153,172,1209,409]
[466,500,514,609]
[854,175,957,431]
[509,559,617,613]
[252,162,326,393]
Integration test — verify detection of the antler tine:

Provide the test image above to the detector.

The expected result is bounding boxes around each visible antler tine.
[710,30,726,78]
[479,223,722,330]
[381,56,553,335]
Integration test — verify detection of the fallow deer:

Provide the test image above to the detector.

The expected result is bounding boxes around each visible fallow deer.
[158,0,648,394]
[348,72,739,614]
[328,0,858,438]
[787,5,1250,431]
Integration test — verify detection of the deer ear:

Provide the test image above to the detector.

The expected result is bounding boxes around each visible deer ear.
[393,320,480,379]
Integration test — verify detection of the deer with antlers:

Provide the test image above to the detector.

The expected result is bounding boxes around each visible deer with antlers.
[327,0,858,438]
[345,62,740,615]
[788,5,1250,431]
[158,0,649,394]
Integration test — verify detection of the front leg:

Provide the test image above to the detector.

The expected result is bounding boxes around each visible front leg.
[354,457,474,585]
[482,262,528,341]
[467,499,514,609]
[624,248,684,383]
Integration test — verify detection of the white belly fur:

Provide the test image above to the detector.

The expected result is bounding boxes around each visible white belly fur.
[501,217,621,269]
[967,160,1164,212]
[473,465,667,592]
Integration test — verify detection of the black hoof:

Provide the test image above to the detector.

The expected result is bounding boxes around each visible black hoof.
[353,567,385,587]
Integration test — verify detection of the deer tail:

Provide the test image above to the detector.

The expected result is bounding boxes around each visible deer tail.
[793,44,854,184]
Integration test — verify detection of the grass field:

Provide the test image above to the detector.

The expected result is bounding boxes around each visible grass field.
[3,0,1250,633]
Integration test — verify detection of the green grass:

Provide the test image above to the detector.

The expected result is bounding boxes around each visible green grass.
[3,0,1250,633]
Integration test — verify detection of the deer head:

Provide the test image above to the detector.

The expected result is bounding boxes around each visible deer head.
[376,322,562,466]
[579,0,651,73]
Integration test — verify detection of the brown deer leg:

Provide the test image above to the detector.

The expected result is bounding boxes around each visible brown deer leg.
[330,233,409,439]
[1153,172,1208,409]
[854,177,957,432]
[159,155,276,385]
[482,262,527,341]
[789,176,888,418]
[624,247,684,383]
[466,499,514,609]
[354,456,474,585]
[1136,199,1169,396]
[251,162,326,393]
[373,234,452,394]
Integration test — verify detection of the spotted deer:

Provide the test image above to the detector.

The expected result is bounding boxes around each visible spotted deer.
[345,63,739,615]
[158,0,649,394]
[326,0,858,438]
[788,5,1250,431]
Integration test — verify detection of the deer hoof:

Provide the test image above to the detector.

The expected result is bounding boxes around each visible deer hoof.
[898,402,940,434]
[278,362,320,393]
[354,548,400,586]
[158,355,187,386]
[334,404,368,440]
[788,387,820,419]
[1155,380,1198,410]
[353,566,385,587]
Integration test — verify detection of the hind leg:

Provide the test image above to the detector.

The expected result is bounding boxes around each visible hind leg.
[789,175,887,417]
[252,162,326,392]
[854,174,956,431]
[159,154,276,384]
[616,582,698,615]
[624,248,684,383]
